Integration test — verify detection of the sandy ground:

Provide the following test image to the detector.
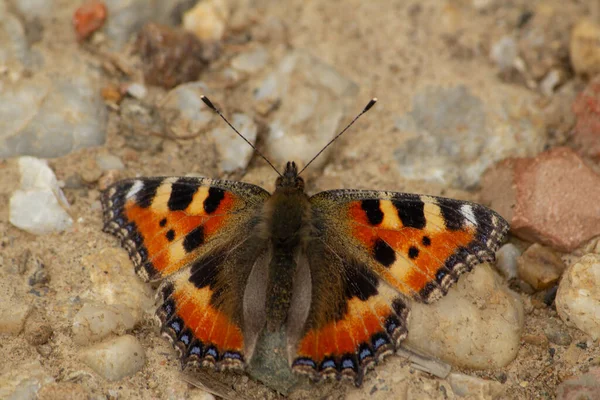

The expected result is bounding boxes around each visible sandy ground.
[2,0,600,399]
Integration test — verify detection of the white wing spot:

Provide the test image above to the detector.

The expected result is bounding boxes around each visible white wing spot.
[460,204,476,226]
[126,180,144,199]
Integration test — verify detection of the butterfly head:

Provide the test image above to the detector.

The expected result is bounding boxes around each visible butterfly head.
[275,161,305,191]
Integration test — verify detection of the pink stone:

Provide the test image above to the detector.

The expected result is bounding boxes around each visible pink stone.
[556,368,600,400]
[481,147,600,252]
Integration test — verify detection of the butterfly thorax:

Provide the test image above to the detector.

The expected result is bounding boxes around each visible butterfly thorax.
[263,161,311,331]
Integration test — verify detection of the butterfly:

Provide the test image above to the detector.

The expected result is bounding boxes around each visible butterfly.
[100,97,510,387]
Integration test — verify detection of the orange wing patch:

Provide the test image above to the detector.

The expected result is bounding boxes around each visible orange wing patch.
[293,283,409,386]
[157,270,245,369]
[346,194,508,303]
[102,177,245,281]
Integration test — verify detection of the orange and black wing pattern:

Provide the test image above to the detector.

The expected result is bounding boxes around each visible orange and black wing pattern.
[101,177,269,369]
[292,190,509,384]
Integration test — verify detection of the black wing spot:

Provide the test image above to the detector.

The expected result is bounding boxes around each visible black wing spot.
[159,218,167,227]
[183,226,204,252]
[437,198,465,231]
[408,246,419,259]
[168,179,198,211]
[136,179,162,208]
[189,253,224,289]
[204,187,225,214]
[373,239,396,267]
[393,196,426,229]
[166,229,175,241]
[361,199,384,225]
[422,236,431,246]
[345,263,379,301]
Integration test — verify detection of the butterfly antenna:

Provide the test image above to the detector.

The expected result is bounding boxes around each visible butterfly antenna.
[298,98,377,176]
[201,95,282,177]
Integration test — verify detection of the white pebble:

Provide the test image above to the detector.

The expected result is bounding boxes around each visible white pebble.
[556,254,600,339]
[95,153,125,171]
[80,335,146,381]
[9,157,72,235]
[495,243,521,280]
[406,264,523,368]
[72,303,135,345]
[126,83,147,99]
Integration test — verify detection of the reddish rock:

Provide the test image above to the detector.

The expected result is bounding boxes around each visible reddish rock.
[135,23,218,89]
[73,1,107,41]
[572,77,600,158]
[481,147,600,252]
[556,368,600,400]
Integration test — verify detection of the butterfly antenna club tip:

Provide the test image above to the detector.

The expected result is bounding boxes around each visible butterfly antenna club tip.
[200,95,217,111]
[201,95,282,177]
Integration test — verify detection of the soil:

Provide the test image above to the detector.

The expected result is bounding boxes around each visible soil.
[1,0,599,399]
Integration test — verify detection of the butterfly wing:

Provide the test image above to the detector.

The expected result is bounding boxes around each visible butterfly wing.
[291,189,509,384]
[101,177,270,369]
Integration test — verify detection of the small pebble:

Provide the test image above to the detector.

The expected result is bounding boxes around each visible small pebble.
[23,309,53,345]
[95,153,124,171]
[183,0,229,41]
[0,287,32,335]
[556,254,600,339]
[73,1,108,41]
[72,303,135,345]
[9,157,72,235]
[80,335,146,381]
[570,19,600,77]
[522,334,549,347]
[135,23,215,89]
[544,324,573,346]
[125,83,147,99]
[517,243,565,290]
[101,85,123,104]
[495,243,521,279]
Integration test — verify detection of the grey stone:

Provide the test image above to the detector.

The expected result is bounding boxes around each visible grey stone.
[0,76,107,159]
[394,84,544,188]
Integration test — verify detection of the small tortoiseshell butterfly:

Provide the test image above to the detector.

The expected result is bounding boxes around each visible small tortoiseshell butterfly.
[101,97,509,387]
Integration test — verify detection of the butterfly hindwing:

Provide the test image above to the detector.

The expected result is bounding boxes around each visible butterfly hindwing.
[291,189,509,384]
[101,177,270,369]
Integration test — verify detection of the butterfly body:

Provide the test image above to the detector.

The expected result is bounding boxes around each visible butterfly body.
[101,160,509,387]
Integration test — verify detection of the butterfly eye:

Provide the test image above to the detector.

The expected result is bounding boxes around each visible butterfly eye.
[295,177,305,190]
